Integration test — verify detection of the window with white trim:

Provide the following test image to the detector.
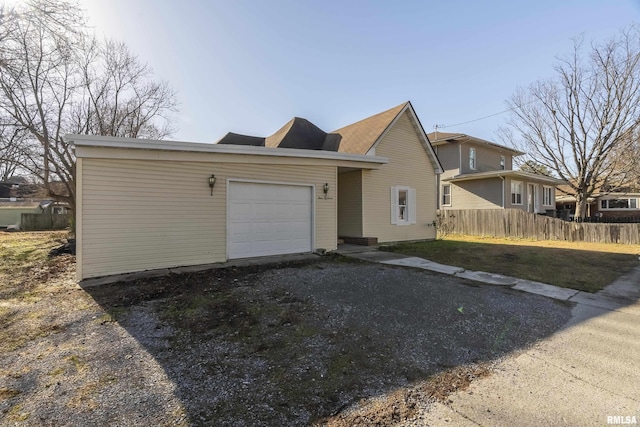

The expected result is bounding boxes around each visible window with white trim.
[543,186,553,206]
[511,181,523,205]
[391,186,416,225]
[442,184,451,206]
[469,148,476,170]
[600,198,639,209]
[500,156,505,170]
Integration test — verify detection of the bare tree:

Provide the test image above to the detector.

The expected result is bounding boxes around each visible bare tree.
[606,129,640,190]
[71,38,177,139]
[0,0,177,215]
[0,124,33,181]
[519,160,553,176]
[501,26,640,218]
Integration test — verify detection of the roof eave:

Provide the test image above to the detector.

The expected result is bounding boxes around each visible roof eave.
[430,134,523,156]
[444,170,566,185]
[66,134,389,165]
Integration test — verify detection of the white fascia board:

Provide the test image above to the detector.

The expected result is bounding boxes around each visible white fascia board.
[66,134,388,165]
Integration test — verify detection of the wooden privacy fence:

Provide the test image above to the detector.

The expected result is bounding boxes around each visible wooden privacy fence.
[21,213,70,231]
[439,209,640,245]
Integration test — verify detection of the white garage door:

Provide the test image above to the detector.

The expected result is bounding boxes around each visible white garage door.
[228,181,313,259]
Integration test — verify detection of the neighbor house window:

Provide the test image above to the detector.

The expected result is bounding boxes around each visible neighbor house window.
[543,186,553,206]
[52,207,66,214]
[600,198,639,209]
[469,148,476,170]
[442,184,451,206]
[391,186,416,225]
[511,181,523,205]
[500,156,505,170]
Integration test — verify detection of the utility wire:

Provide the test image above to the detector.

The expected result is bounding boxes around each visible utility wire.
[435,56,630,130]
[439,107,515,128]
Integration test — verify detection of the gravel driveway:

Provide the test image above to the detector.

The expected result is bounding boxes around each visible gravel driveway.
[1,256,572,426]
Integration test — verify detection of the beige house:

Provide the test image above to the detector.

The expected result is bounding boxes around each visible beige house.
[334,102,442,244]
[70,101,441,281]
[428,132,564,214]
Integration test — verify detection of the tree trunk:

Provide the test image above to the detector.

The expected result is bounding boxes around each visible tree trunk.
[574,193,589,219]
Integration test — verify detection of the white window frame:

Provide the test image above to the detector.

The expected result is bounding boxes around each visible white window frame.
[542,186,553,206]
[511,180,523,205]
[469,148,476,170]
[391,186,416,225]
[442,184,452,206]
[600,198,639,210]
[500,155,505,170]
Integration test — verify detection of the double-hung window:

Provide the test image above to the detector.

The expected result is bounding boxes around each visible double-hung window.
[391,186,416,225]
[469,148,476,170]
[511,181,523,205]
[543,186,553,206]
[442,184,451,206]
[500,156,505,170]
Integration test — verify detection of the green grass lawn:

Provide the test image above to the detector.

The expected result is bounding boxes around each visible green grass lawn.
[382,235,640,292]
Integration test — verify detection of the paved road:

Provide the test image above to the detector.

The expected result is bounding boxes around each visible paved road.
[419,268,640,426]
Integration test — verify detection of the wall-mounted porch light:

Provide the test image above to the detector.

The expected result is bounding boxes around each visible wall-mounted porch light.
[209,174,216,196]
[323,182,330,199]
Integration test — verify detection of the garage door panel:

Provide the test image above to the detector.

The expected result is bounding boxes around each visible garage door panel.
[228,182,313,259]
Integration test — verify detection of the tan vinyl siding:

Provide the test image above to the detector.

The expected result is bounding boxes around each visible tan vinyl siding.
[434,144,460,179]
[460,143,514,174]
[443,179,503,210]
[361,112,437,242]
[337,170,363,237]
[80,157,336,279]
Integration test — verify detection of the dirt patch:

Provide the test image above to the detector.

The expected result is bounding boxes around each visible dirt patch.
[318,363,492,426]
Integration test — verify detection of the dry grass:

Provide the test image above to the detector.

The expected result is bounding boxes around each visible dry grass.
[0,231,76,353]
[0,231,70,291]
[383,234,640,292]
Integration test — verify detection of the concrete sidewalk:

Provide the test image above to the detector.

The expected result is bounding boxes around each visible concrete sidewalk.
[340,247,640,306]
[338,247,640,426]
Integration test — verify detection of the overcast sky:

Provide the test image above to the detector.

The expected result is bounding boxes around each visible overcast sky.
[78,0,639,144]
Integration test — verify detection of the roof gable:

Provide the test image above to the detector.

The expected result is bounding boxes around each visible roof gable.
[333,102,407,155]
[213,101,442,173]
[334,102,442,173]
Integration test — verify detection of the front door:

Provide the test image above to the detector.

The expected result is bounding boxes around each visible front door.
[528,184,535,213]
[527,184,540,213]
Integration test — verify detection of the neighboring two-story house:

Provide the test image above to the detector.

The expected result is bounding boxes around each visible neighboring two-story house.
[427,132,564,215]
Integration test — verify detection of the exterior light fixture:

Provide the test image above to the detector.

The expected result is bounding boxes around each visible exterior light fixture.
[323,182,330,196]
[209,174,216,196]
